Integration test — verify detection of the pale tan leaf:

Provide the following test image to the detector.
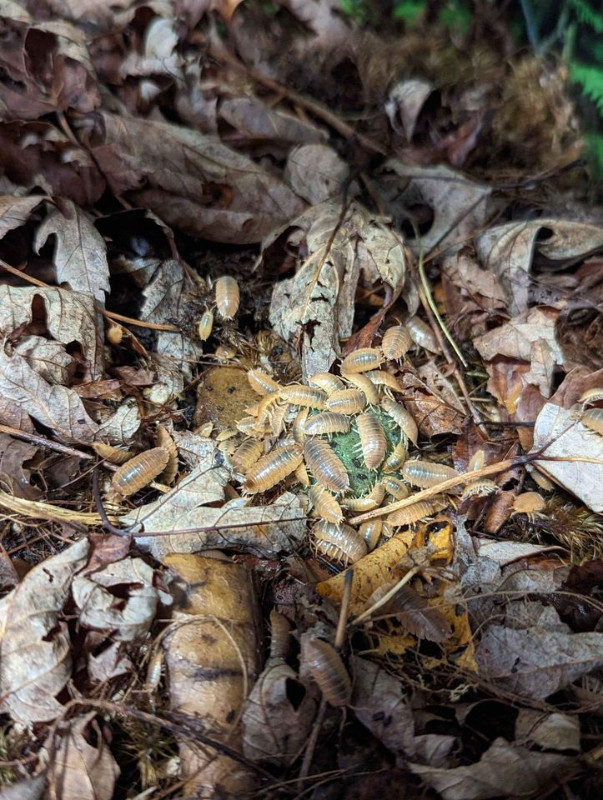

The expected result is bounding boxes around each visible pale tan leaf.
[35,199,110,304]
[351,656,416,761]
[410,737,573,800]
[515,710,581,752]
[0,194,43,238]
[0,775,47,800]
[385,78,434,139]
[374,161,495,253]
[72,558,168,642]
[0,345,99,443]
[0,539,89,723]
[475,624,603,699]
[13,335,74,385]
[530,402,603,512]
[0,285,103,380]
[242,661,317,766]
[476,219,603,314]
[48,713,120,800]
[221,99,326,149]
[284,144,349,204]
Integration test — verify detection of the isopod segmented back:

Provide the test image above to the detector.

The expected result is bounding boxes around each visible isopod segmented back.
[312,520,367,564]
[401,459,459,489]
[304,412,351,436]
[304,638,351,707]
[304,439,350,493]
[215,275,240,320]
[381,324,412,359]
[111,447,170,496]
[356,412,387,469]
[243,443,303,494]
[341,347,383,374]
[326,389,366,415]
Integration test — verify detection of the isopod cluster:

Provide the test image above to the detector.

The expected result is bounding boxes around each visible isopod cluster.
[221,327,460,566]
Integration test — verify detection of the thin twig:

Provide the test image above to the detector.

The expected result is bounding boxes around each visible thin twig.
[352,567,420,626]
[0,258,180,331]
[0,424,93,460]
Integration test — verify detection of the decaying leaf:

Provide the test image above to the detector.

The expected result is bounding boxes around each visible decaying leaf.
[267,201,410,378]
[0,194,44,238]
[474,307,565,398]
[284,143,349,204]
[531,403,603,512]
[72,557,170,642]
[374,162,496,253]
[47,713,120,800]
[0,539,89,723]
[76,111,305,243]
[515,710,581,752]
[242,660,317,766]
[476,219,603,314]
[350,656,416,762]
[410,737,573,800]
[34,198,110,304]
[163,554,261,798]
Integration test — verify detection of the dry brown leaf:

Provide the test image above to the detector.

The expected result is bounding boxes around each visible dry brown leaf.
[242,660,317,766]
[47,713,120,800]
[267,201,409,378]
[0,193,44,238]
[385,78,434,139]
[0,538,89,723]
[220,98,326,149]
[0,285,103,379]
[475,623,603,700]
[350,656,416,761]
[410,737,573,800]
[474,308,564,398]
[374,162,495,253]
[0,120,105,206]
[13,335,75,386]
[77,111,305,243]
[530,402,603,512]
[0,433,40,499]
[0,344,99,443]
[476,219,603,314]
[515,710,581,752]
[195,366,260,431]
[35,199,110,305]
[163,554,261,798]
[317,532,415,615]
[400,371,465,436]
[0,16,99,119]
[284,143,349,204]
[72,558,169,642]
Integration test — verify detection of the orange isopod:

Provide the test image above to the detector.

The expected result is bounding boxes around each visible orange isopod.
[269,611,292,661]
[360,518,383,551]
[381,398,418,445]
[279,384,327,410]
[243,444,303,494]
[312,520,367,564]
[292,408,309,443]
[304,638,351,707]
[343,372,380,405]
[155,426,178,484]
[197,309,214,341]
[381,324,412,359]
[406,316,439,353]
[401,459,459,489]
[356,412,387,469]
[364,369,403,393]
[308,372,345,394]
[93,442,133,465]
[304,439,350,493]
[582,408,603,435]
[461,479,499,500]
[387,497,447,527]
[579,387,603,406]
[111,447,170,496]
[215,275,240,320]
[512,492,546,515]
[232,438,264,473]
[380,475,410,500]
[341,347,384,374]
[342,483,386,511]
[247,368,280,396]
[383,441,408,472]
[309,485,344,524]
[295,461,310,487]
[326,389,366,415]
[304,412,351,436]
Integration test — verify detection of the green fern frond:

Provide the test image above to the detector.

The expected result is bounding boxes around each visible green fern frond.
[570,61,603,113]
[568,0,603,33]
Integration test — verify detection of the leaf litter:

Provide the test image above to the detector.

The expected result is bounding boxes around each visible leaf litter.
[0,2,600,799]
